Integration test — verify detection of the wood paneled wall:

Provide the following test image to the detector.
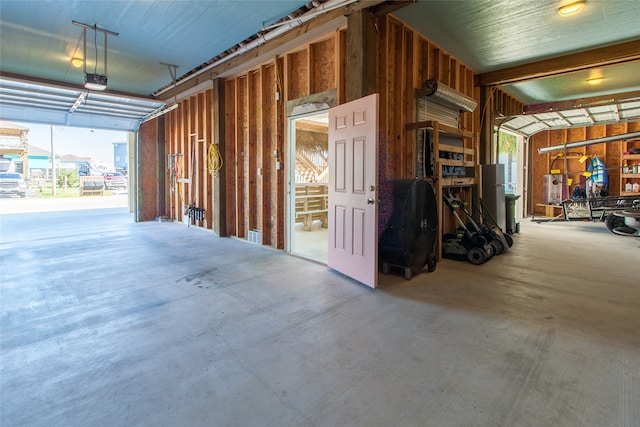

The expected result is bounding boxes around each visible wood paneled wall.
[493,89,525,118]
[138,117,165,221]
[164,85,214,228]
[377,15,481,233]
[378,15,479,180]
[156,12,500,249]
[530,121,640,214]
[222,32,345,249]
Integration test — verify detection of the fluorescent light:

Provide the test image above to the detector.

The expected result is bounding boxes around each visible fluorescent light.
[559,1,585,16]
[587,77,604,85]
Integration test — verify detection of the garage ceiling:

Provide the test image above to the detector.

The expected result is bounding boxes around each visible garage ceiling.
[1,0,639,134]
[393,0,640,136]
[0,0,322,130]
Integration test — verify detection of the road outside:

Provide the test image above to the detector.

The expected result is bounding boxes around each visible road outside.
[0,193,129,215]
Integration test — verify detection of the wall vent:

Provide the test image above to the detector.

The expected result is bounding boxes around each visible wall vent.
[248,229,262,245]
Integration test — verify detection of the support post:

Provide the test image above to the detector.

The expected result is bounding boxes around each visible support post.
[212,78,227,237]
[346,9,378,102]
[479,85,494,165]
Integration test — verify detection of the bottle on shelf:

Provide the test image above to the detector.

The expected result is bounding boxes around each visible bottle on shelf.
[625,181,633,192]
[633,182,640,193]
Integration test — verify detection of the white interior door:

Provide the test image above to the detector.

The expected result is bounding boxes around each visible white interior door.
[327,93,379,288]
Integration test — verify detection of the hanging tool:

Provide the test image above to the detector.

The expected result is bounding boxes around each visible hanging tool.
[207,143,223,176]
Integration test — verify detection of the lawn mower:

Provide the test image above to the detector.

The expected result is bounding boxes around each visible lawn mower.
[443,193,495,265]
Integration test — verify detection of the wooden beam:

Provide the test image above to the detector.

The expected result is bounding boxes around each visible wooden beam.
[346,8,378,102]
[212,79,227,236]
[285,88,337,116]
[371,0,414,17]
[479,86,493,165]
[477,40,640,86]
[158,2,386,102]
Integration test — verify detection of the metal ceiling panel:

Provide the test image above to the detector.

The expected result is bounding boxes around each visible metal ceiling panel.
[393,0,640,73]
[620,108,640,120]
[0,0,311,96]
[562,109,587,117]
[393,1,640,105]
[0,76,165,131]
[566,116,593,126]
[502,98,640,137]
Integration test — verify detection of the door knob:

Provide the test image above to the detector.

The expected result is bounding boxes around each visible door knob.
[367,198,375,205]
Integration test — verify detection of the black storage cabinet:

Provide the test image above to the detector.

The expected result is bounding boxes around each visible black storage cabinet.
[379,178,438,279]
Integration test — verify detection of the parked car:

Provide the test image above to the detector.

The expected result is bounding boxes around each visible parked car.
[0,172,27,197]
[103,172,127,190]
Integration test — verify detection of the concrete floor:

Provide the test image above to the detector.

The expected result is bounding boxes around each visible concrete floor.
[1,199,639,427]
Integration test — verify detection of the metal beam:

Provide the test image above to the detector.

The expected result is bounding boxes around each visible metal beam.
[538,131,640,154]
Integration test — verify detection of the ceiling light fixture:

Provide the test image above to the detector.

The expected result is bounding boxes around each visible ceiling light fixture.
[559,1,586,16]
[71,57,84,68]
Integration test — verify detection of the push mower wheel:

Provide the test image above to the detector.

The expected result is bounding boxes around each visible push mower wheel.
[490,238,504,255]
[427,253,437,272]
[504,233,514,247]
[467,247,487,265]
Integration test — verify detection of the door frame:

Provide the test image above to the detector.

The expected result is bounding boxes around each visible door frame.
[286,107,330,258]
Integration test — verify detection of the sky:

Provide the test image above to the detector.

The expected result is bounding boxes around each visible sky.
[14,121,129,165]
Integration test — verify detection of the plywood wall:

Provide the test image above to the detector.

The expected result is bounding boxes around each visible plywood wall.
[493,89,525,118]
[164,86,214,227]
[138,118,164,221]
[158,13,517,248]
[530,121,640,214]
[377,15,481,233]
[221,33,345,249]
[378,16,481,177]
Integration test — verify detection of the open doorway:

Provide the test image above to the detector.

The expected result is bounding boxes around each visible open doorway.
[498,129,526,219]
[288,111,329,263]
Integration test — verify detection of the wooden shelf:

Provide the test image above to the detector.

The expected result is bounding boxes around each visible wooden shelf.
[438,158,470,167]
[405,120,478,261]
[405,120,475,138]
[620,140,640,198]
[441,177,475,187]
